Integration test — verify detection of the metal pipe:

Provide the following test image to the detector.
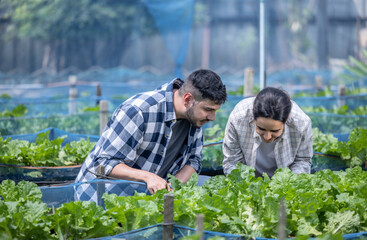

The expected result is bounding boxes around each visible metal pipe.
[259,0,266,90]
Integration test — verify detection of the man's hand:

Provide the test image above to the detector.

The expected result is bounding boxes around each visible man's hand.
[109,164,171,194]
[145,172,172,194]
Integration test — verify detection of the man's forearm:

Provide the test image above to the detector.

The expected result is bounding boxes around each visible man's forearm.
[108,163,151,183]
[174,165,196,184]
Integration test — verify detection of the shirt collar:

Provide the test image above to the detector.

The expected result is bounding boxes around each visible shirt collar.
[162,78,181,122]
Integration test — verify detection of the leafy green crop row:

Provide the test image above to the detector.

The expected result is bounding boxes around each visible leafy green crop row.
[0,131,95,167]
[2,125,365,170]
[313,127,367,168]
[303,105,367,116]
[1,165,367,239]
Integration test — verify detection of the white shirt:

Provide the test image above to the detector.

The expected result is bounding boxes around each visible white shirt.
[222,97,313,175]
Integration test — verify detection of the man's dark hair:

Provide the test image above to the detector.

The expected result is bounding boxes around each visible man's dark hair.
[179,69,227,104]
[253,87,292,123]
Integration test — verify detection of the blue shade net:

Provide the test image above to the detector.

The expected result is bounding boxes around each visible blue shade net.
[90,224,367,240]
[90,224,244,240]
[0,111,102,135]
[306,112,367,134]
[40,179,149,209]
[266,69,333,87]
[0,127,99,183]
[142,0,195,78]
[263,69,367,134]
[293,94,367,109]
[292,94,367,134]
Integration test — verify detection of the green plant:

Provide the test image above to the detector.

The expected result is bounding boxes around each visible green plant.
[0,104,28,117]
[312,127,367,168]
[339,49,367,83]
[0,93,11,100]
[2,166,367,239]
[0,130,96,166]
[228,85,260,96]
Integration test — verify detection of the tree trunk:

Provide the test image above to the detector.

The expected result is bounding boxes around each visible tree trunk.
[12,38,19,71]
[42,43,51,70]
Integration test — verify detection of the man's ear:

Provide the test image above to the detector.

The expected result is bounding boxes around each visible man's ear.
[183,92,194,107]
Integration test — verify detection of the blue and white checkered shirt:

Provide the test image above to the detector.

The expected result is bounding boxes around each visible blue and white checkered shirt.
[223,97,313,175]
[75,79,203,202]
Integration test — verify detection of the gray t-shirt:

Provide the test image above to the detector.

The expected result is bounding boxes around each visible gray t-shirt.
[157,119,190,178]
[255,140,278,178]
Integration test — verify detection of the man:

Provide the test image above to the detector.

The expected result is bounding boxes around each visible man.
[75,69,227,201]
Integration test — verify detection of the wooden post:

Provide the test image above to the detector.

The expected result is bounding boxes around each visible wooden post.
[96,83,102,106]
[68,75,78,114]
[338,85,346,107]
[69,75,77,86]
[96,165,105,207]
[163,193,174,240]
[315,75,323,91]
[195,214,204,240]
[277,198,286,240]
[99,100,108,135]
[244,68,254,97]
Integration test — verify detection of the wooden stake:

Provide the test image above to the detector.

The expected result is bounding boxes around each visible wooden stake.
[68,75,78,114]
[196,214,204,240]
[244,68,254,97]
[96,165,105,207]
[96,83,102,105]
[278,197,287,240]
[315,75,323,90]
[338,85,346,107]
[99,100,108,135]
[163,193,174,240]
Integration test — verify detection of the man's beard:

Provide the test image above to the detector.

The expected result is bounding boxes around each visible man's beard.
[185,106,208,128]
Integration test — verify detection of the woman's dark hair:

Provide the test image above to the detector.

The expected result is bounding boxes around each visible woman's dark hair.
[253,87,292,123]
[179,69,227,105]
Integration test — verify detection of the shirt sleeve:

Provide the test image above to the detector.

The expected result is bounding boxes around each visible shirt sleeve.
[289,118,313,174]
[185,130,203,173]
[94,105,145,176]
[222,115,245,175]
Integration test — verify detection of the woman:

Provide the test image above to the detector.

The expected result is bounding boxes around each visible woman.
[222,87,313,177]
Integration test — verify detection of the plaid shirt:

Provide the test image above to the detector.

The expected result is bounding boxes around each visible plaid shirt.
[222,97,313,175]
[75,79,203,202]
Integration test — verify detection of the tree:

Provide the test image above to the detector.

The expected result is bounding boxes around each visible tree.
[0,0,157,72]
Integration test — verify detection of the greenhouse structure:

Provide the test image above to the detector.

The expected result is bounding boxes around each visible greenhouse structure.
[1,0,367,239]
